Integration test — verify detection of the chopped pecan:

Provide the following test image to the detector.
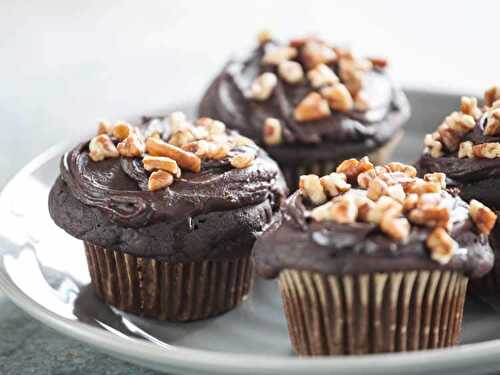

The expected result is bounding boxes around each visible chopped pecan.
[320,172,351,197]
[458,141,474,159]
[484,109,500,136]
[367,176,389,201]
[278,60,304,84]
[485,85,500,107]
[88,134,119,161]
[299,174,327,205]
[117,133,145,158]
[353,91,370,112]
[405,179,441,195]
[143,155,181,177]
[472,142,500,159]
[403,193,419,212]
[250,72,278,101]
[320,83,353,112]
[230,135,255,147]
[112,122,132,141]
[262,118,283,145]
[424,132,444,158]
[460,96,482,119]
[307,64,339,88]
[336,156,374,184]
[310,201,333,222]
[330,195,358,224]
[230,152,255,169]
[206,142,231,160]
[169,112,189,133]
[365,196,402,224]
[293,92,331,122]
[408,206,450,229]
[427,227,457,265]
[357,168,378,189]
[168,130,196,148]
[301,40,336,69]
[148,170,174,191]
[469,199,497,235]
[384,162,417,177]
[423,172,446,189]
[97,120,112,135]
[380,216,410,241]
[257,30,272,45]
[262,46,298,65]
[146,137,201,173]
[386,184,406,203]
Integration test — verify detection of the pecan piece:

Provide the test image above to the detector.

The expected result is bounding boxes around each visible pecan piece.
[484,109,500,136]
[146,137,201,173]
[307,64,339,88]
[250,72,278,101]
[320,83,353,112]
[469,199,497,235]
[262,46,298,65]
[299,174,327,205]
[458,141,474,159]
[293,92,331,122]
[143,155,180,177]
[148,170,173,191]
[278,60,304,84]
[380,216,410,241]
[460,96,482,119]
[423,172,446,189]
[472,142,500,159]
[330,195,358,224]
[320,172,351,197]
[88,134,119,161]
[112,122,132,141]
[230,152,255,169]
[117,133,145,158]
[336,156,373,184]
[262,118,283,145]
[301,40,336,69]
[427,227,457,265]
[485,85,500,107]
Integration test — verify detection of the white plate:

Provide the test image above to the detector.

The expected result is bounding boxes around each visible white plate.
[2,91,500,375]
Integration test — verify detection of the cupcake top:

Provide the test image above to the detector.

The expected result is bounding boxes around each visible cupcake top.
[49,113,287,261]
[254,157,496,279]
[417,85,500,208]
[199,32,410,161]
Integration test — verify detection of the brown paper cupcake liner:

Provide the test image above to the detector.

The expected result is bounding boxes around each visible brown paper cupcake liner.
[281,131,403,188]
[278,269,468,355]
[84,242,253,321]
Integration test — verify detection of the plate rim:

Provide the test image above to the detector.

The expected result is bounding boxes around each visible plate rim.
[2,115,500,374]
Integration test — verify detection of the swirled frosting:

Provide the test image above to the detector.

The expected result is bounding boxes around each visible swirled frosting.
[49,117,287,261]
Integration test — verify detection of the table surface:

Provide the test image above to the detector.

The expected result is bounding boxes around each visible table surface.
[2,0,500,373]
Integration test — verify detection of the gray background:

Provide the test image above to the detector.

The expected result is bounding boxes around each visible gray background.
[1,0,499,373]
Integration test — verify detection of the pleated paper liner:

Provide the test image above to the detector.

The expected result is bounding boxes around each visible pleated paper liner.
[281,131,404,188]
[279,269,468,355]
[84,242,253,321]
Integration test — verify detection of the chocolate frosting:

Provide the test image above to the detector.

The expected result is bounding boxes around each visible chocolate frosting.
[253,191,493,279]
[199,41,410,164]
[417,114,500,208]
[49,117,287,261]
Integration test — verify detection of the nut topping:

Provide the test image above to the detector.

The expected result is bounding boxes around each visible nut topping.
[424,132,444,158]
[485,85,500,107]
[250,72,278,101]
[353,91,370,112]
[112,122,133,141]
[97,120,112,135]
[460,96,482,119]
[148,170,173,192]
[365,196,402,224]
[384,162,417,177]
[299,174,327,205]
[426,227,457,265]
[117,133,145,158]
[310,201,333,222]
[263,118,283,145]
[330,195,358,224]
[146,137,201,173]
[380,216,410,241]
[307,64,339,88]
[143,155,181,177]
[472,142,500,159]
[293,92,331,122]
[262,46,298,65]
[320,172,351,197]
[484,109,500,136]
[320,83,353,112]
[469,199,497,235]
[458,141,474,159]
[278,61,304,84]
[230,152,255,169]
[89,134,119,162]
[257,30,272,45]
[423,172,446,189]
[336,156,374,184]
[301,40,336,69]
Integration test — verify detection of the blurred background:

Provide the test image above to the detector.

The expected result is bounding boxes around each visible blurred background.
[1,0,499,184]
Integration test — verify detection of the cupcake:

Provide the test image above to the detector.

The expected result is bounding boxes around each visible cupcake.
[417,85,500,295]
[49,113,287,321]
[253,157,494,355]
[199,32,410,187]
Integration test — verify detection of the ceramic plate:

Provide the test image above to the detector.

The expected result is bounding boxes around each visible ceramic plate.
[2,91,500,375]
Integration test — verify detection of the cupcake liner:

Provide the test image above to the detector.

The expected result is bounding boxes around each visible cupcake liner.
[281,131,403,188]
[278,269,468,355]
[84,242,253,321]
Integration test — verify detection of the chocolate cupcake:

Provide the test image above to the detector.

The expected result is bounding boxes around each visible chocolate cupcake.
[49,113,287,321]
[199,32,410,187]
[417,86,500,295]
[254,157,494,355]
